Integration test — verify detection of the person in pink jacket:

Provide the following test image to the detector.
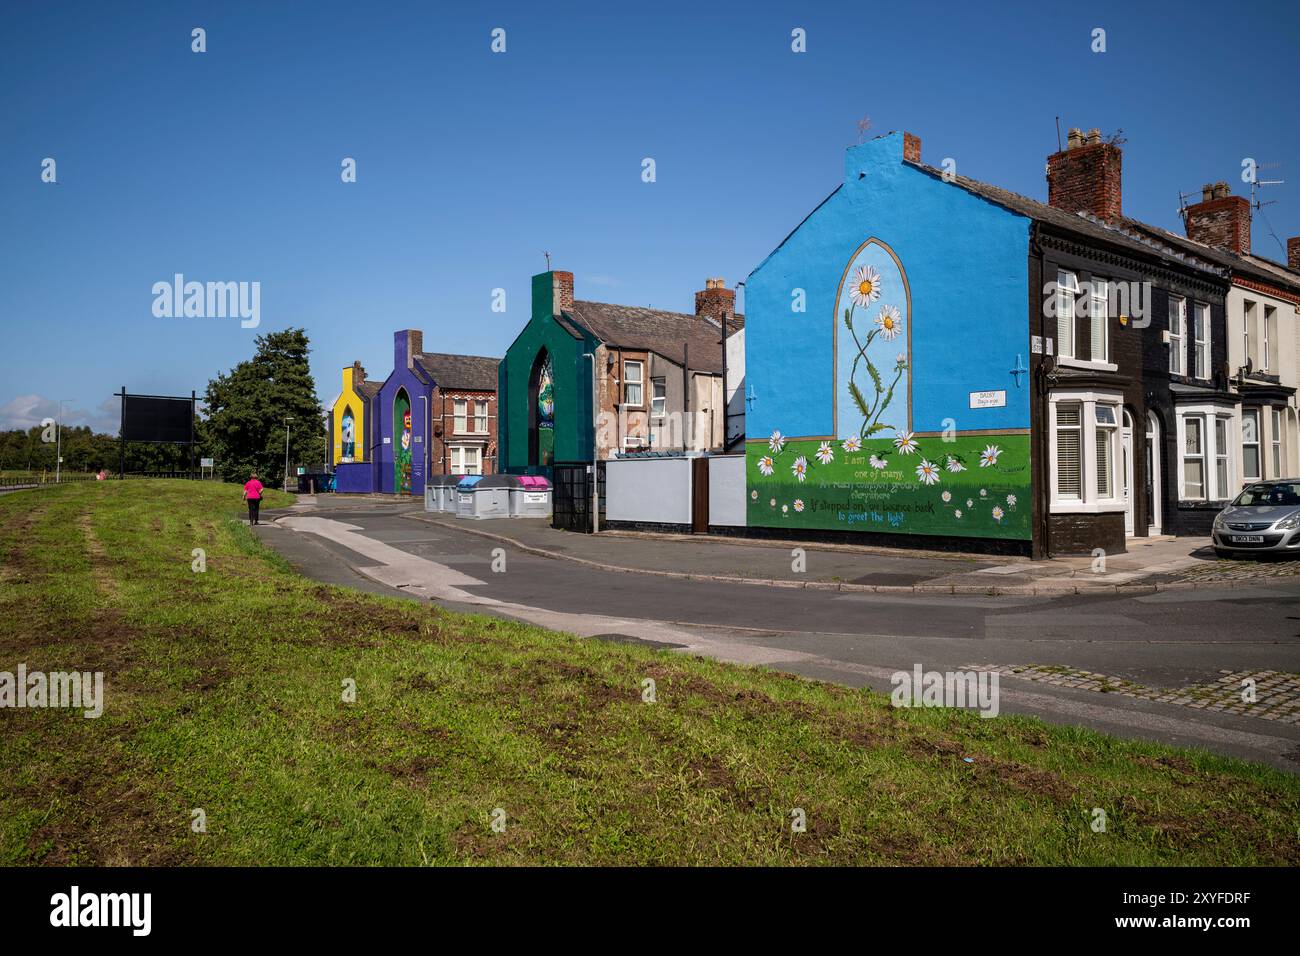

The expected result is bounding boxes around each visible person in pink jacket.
[242,472,264,525]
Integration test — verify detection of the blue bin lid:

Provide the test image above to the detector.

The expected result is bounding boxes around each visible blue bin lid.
[456,475,484,489]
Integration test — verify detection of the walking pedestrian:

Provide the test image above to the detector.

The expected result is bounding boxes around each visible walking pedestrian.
[243,471,264,525]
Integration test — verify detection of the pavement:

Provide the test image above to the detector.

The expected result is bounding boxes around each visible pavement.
[253,495,1300,772]
[409,512,1246,595]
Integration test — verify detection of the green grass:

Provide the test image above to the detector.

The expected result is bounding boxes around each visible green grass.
[0,481,1296,866]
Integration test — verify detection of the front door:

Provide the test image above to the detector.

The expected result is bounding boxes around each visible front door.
[691,457,710,533]
[1122,411,1134,535]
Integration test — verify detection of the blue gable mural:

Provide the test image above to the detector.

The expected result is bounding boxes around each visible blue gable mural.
[745,132,1033,541]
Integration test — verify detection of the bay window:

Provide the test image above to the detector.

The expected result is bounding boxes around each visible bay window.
[1178,407,1235,500]
[1048,391,1123,511]
[1242,409,1261,481]
[451,445,482,475]
[1272,408,1283,476]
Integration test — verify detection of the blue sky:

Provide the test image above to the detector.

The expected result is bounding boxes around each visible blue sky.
[3,0,1298,433]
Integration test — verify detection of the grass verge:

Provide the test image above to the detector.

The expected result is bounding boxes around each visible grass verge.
[0,481,1296,865]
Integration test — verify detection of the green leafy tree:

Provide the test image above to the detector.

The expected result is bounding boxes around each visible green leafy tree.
[201,328,327,486]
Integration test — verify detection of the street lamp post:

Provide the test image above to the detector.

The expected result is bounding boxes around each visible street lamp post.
[55,398,74,483]
[283,416,295,493]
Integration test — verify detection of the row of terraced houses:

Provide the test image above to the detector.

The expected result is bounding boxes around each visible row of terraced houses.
[326,125,1300,558]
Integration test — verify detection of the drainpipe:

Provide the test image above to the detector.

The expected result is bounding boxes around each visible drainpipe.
[584,351,600,533]
[1032,224,1053,558]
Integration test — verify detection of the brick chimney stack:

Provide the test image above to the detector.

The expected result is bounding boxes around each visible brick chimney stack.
[1184,181,1251,255]
[1286,237,1300,271]
[1046,126,1123,222]
[352,360,366,384]
[551,271,574,314]
[903,132,921,163]
[695,277,735,325]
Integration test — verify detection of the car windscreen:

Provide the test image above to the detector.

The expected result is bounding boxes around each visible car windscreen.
[1233,483,1300,506]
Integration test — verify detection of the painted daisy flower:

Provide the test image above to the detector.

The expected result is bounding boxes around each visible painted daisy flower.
[815,441,834,465]
[792,456,808,482]
[955,509,963,519]
[769,430,786,453]
[893,431,919,455]
[757,455,775,477]
[979,444,1002,468]
[875,304,903,340]
[793,499,805,512]
[751,490,758,500]
[945,456,966,473]
[896,353,907,367]
[992,505,1005,522]
[869,454,889,469]
[1006,494,1017,507]
[849,265,882,306]
[841,436,862,453]
[979,488,988,497]
[916,459,941,485]
[770,498,777,507]
[782,504,789,514]
[966,498,974,508]
[941,490,952,503]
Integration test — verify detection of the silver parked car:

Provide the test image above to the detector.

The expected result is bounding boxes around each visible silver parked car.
[1212,480,1300,557]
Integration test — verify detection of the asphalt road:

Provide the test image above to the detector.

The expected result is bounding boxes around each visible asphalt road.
[257,498,1300,771]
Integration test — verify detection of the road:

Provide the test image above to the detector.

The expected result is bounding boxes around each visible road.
[256,498,1300,771]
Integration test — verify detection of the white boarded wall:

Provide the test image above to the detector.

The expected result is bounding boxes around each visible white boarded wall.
[708,455,746,527]
[605,457,692,525]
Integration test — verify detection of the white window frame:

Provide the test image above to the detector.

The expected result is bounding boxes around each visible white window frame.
[450,444,482,475]
[453,399,468,434]
[1089,277,1109,364]
[1242,408,1261,482]
[623,360,644,407]
[1056,270,1078,361]
[1263,305,1276,372]
[651,377,667,419]
[1272,407,1283,477]
[1047,390,1125,513]
[1177,405,1235,501]
[1192,302,1210,380]
[1168,295,1186,376]
[1242,299,1255,370]
[472,399,489,435]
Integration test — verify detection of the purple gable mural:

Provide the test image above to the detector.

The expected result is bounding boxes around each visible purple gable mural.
[378,329,432,496]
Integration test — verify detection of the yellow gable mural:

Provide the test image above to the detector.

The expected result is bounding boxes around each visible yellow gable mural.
[331,363,370,464]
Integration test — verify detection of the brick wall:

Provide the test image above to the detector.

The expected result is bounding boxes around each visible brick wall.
[1184,183,1250,255]
[431,388,497,475]
[1047,512,1125,556]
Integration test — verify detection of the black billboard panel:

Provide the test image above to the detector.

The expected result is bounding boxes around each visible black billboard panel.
[121,395,193,444]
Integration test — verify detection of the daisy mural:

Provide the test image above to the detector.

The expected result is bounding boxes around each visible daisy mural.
[836,239,910,442]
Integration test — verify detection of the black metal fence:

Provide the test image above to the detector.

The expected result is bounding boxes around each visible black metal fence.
[551,461,606,533]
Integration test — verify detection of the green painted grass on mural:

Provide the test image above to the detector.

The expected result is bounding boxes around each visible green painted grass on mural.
[747,434,1031,540]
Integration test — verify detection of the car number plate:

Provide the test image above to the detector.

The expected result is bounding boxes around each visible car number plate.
[1230,535,1264,543]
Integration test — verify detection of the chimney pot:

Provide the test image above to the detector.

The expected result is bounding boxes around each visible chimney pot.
[1087,128,1101,145]
[1067,128,1083,149]
[1201,183,1214,202]
[695,276,736,325]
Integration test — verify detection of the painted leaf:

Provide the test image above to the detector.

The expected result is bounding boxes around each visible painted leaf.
[847,379,871,419]
[867,360,883,395]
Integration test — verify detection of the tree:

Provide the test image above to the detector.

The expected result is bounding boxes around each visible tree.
[201,328,327,486]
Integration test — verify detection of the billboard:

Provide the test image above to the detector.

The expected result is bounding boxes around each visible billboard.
[120,394,194,443]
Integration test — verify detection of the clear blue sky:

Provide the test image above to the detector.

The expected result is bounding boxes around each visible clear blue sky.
[3,0,1298,433]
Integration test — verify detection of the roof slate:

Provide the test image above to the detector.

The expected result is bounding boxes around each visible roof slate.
[414,352,500,391]
[566,300,741,372]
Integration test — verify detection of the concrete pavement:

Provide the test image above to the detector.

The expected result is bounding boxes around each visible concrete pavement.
[255,497,1300,771]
